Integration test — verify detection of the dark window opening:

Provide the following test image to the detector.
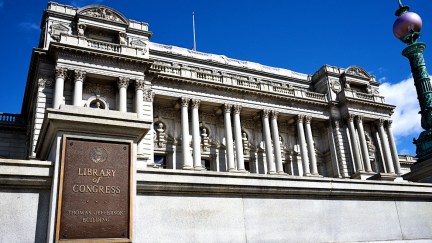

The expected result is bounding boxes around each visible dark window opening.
[154,155,166,169]
[201,159,211,170]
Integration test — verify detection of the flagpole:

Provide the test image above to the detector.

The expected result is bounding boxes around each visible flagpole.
[192,12,197,51]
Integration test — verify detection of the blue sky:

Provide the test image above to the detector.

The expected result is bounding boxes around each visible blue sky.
[0,0,431,155]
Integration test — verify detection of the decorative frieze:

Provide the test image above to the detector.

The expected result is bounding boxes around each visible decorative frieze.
[38,73,54,88]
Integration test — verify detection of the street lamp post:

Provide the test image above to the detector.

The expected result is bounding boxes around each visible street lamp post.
[393,0,432,162]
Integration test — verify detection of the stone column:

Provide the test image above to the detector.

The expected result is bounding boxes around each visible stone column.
[304,116,319,175]
[297,115,310,176]
[73,70,85,106]
[387,120,402,175]
[191,99,202,170]
[355,116,372,172]
[233,105,245,172]
[271,111,284,174]
[377,119,395,174]
[224,104,236,172]
[135,79,145,119]
[181,98,193,169]
[118,77,129,112]
[53,67,67,109]
[262,110,276,174]
[347,114,363,172]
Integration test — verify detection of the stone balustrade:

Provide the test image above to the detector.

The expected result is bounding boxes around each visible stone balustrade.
[58,34,146,57]
[150,63,327,102]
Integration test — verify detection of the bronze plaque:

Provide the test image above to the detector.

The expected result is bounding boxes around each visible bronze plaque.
[56,137,132,242]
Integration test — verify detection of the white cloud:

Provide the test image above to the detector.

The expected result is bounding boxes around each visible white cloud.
[19,22,40,31]
[380,76,425,138]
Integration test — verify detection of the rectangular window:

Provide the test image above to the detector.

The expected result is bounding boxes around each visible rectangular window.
[154,155,166,169]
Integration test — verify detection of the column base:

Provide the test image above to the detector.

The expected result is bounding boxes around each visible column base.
[351,171,376,180]
[194,166,205,171]
[267,171,277,175]
[367,172,399,181]
[182,165,194,170]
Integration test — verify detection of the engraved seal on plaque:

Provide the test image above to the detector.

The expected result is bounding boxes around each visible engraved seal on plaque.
[90,147,108,164]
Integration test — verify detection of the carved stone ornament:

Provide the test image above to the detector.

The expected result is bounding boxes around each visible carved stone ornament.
[297,114,305,124]
[332,119,340,129]
[85,83,114,97]
[271,111,279,120]
[119,32,127,45]
[74,70,86,82]
[224,104,232,113]
[388,120,393,128]
[130,39,148,54]
[262,110,271,118]
[143,89,154,102]
[305,116,312,124]
[191,99,201,109]
[117,77,130,89]
[233,105,242,114]
[377,118,385,127]
[345,66,371,79]
[49,23,69,41]
[181,97,190,107]
[77,23,86,36]
[55,67,67,79]
[78,7,127,24]
[331,80,342,93]
[345,114,355,123]
[355,115,363,123]
[38,73,54,88]
[135,79,145,91]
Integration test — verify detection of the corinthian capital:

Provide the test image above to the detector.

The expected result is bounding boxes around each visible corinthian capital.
[191,99,200,109]
[297,114,305,124]
[262,109,270,118]
[305,116,312,124]
[377,118,385,127]
[135,79,145,91]
[181,97,190,107]
[55,67,67,79]
[233,105,242,114]
[271,111,279,120]
[74,70,86,82]
[224,103,232,113]
[345,114,355,123]
[387,120,393,128]
[118,77,130,89]
[355,115,363,123]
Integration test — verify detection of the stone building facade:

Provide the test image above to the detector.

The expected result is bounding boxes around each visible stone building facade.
[0,3,431,243]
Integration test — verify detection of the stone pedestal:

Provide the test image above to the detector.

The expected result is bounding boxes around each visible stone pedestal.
[404,158,432,183]
[351,171,376,180]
